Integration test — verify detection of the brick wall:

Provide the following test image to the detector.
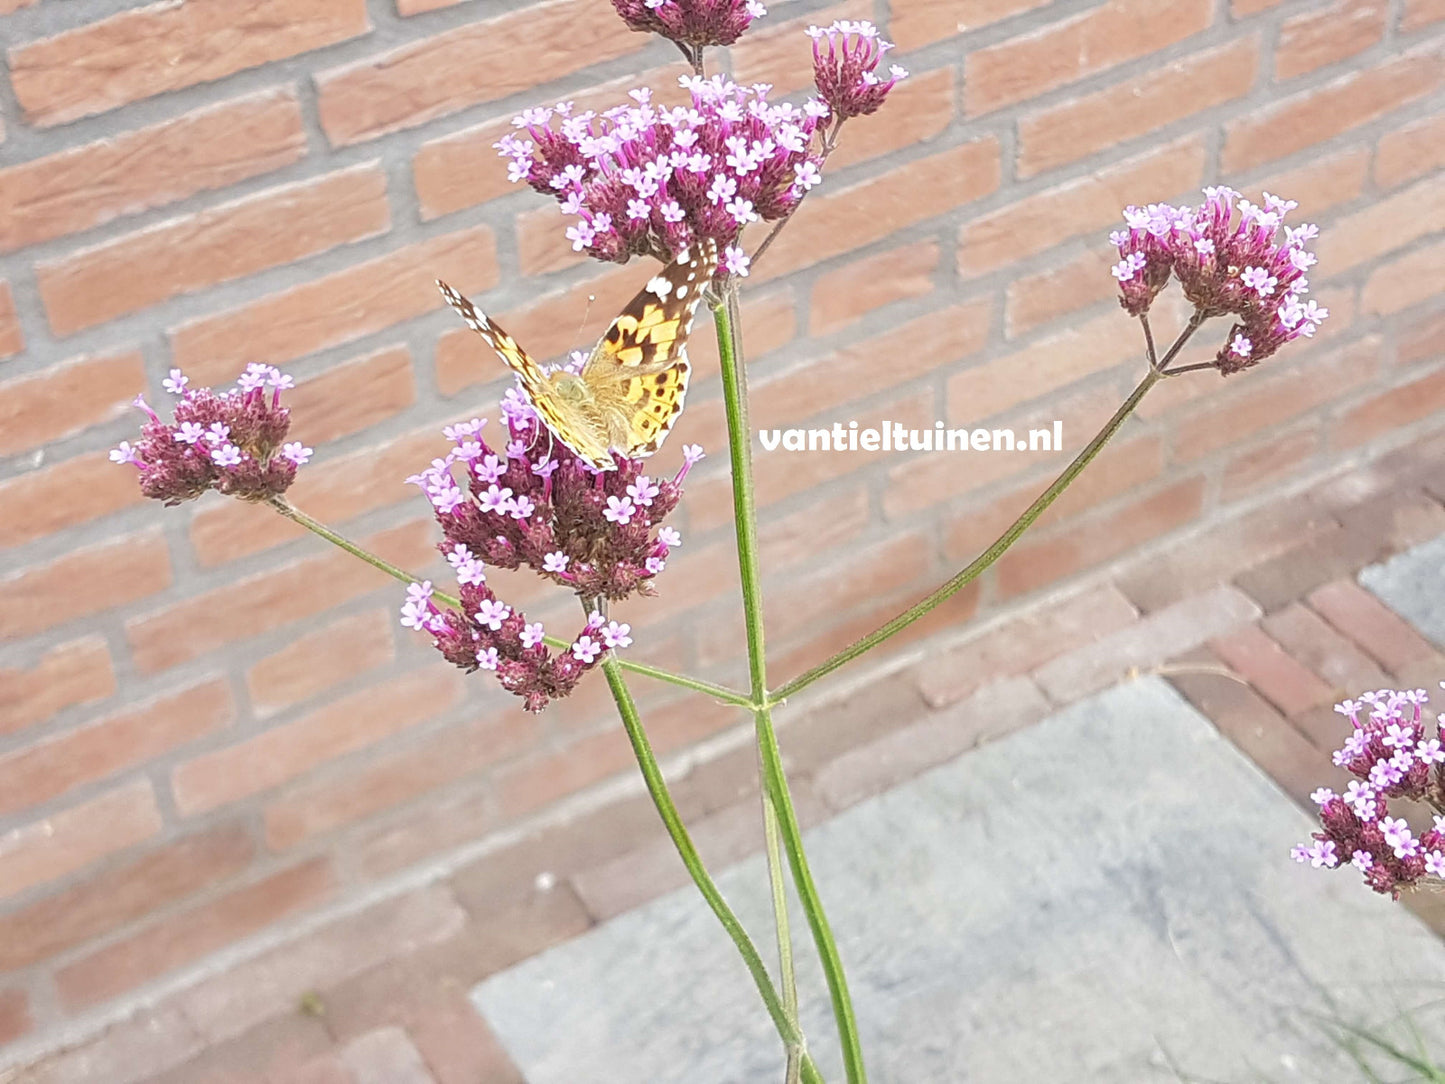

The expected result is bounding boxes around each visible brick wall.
[0,0,1442,1062]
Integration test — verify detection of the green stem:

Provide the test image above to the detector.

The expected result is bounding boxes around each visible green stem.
[265,497,750,704]
[761,786,802,1084]
[602,657,823,1084]
[715,293,866,1082]
[769,363,1167,704]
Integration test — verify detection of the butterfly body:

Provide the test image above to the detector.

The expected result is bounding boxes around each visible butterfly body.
[438,239,718,470]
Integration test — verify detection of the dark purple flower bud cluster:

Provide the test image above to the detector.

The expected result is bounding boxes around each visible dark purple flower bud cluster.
[1294,685,1445,898]
[110,365,312,506]
[808,21,908,120]
[610,0,765,48]
[1110,187,1327,374]
[401,581,632,713]
[407,388,702,604]
[495,76,828,275]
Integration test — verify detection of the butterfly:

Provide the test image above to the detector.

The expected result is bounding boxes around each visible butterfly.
[437,238,719,471]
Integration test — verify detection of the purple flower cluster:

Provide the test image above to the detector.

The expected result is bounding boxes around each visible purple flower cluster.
[408,390,699,602]
[610,0,765,48]
[1110,187,1327,374]
[401,581,634,713]
[808,21,908,121]
[1294,685,1445,898]
[495,76,829,274]
[110,365,312,505]
[403,390,702,709]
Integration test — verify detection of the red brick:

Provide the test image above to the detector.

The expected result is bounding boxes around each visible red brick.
[1209,624,1336,715]
[0,636,115,738]
[411,65,688,221]
[809,240,939,336]
[1308,580,1436,675]
[1337,361,1445,446]
[288,343,416,446]
[1403,0,1445,29]
[338,1027,435,1083]
[685,389,934,532]
[1222,47,1444,171]
[1168,664,1334,806]
[0,450,146,550]
[1264,601,1392,693]
[1375,113,1445,189]
[0,88,306,255]
[1171,338,1381,461]
[10,0,369,127]
[0,780,163,901]
[966,0,1213,115]
[262,712,533,849]
[1018,38,1257,178]
[0,281,21,358]
[58,859,336,1010]
[756,138,1001,283]
[127,519,431,672]
[1236,145,1371,217]
[1360,239,1445,316]
[172,665,464,815]
[169,227,497,385]
[0,347,145,456]
[495,726,636,820]
[826,67,956,170]
[2,529,172,641]
[315,0,640,146]
[1005,243,1119,335]
[959,134,1207,277]
[246,609,395,717]
[0,0,38,12]
[187,427,439,568]
[995,476,1207,598]
[1400,307,1445,367]
[947,309,1133,422]
[1276,0,1388,80]
[0,823,255,972]
[1315,173,1445,275]
[730,0,868,93]
[891,0,1048,50]
[915,584,1139,708]
[1219,426,1321,503]
[149,1013,334,1084]
[178,887,466,1046]
[397,0,460,12]
[0,679,231,818]
[38,164,391,336]
[0,988,32,1045]
[515,203,586,277]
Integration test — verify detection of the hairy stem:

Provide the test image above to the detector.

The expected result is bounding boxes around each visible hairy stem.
[768,314,1207,704]
[715,292,866,1082]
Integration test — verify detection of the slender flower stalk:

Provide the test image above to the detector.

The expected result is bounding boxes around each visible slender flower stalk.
[714,291,867,1082]
[600,656,825,1084]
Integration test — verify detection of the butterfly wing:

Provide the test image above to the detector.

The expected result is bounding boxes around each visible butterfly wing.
[581,238,719,459]
[436,279,615,469]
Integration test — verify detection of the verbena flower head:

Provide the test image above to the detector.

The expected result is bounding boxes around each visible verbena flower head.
[611,0,765,48]
[496,76,828,274]
[408,388,701,603]
[110,365,310,505]
[404,391,700,710]
[808,21,907,120]
[1110,188,1326,374]
[1294,685,1445,898]
[402,580,632,712]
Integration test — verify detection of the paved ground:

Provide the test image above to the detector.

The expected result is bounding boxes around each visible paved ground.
[10,429,1445,1083]
[477,678,1445,1083]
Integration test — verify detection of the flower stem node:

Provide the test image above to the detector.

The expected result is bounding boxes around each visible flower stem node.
[110,365,310,504]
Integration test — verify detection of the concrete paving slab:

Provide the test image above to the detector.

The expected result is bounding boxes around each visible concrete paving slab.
[1359,533,1445,648]
[473,678,1445,1082]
